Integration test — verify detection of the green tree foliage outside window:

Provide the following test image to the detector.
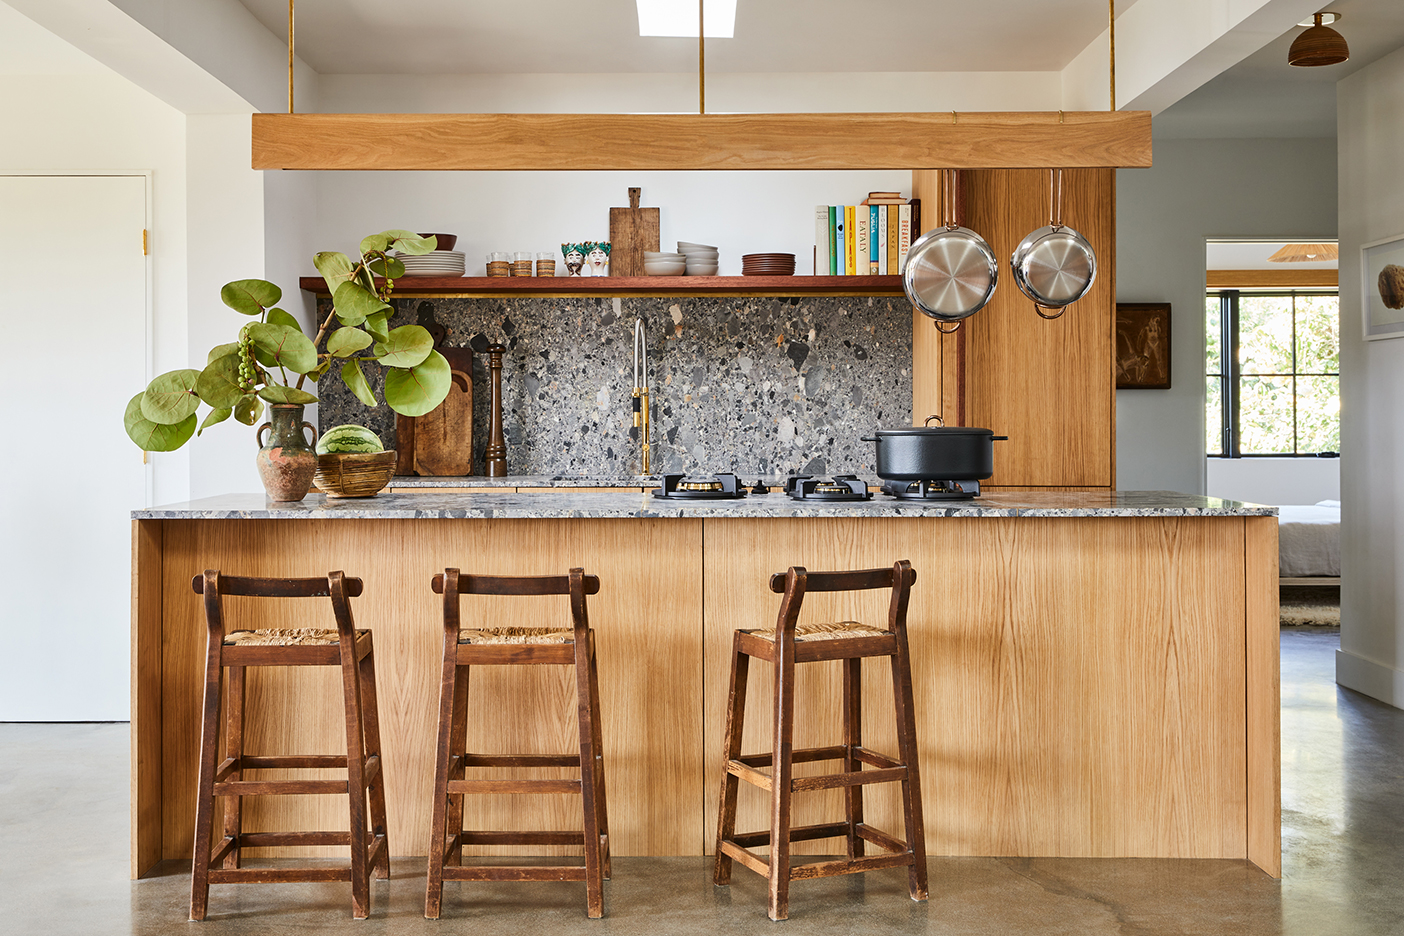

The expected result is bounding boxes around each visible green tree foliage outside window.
[1206,290,1339,457]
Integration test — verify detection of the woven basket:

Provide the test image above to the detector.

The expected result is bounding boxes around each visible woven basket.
[314,450,396,498]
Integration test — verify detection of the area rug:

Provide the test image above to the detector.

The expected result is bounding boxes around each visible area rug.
[1280,602,1340,627]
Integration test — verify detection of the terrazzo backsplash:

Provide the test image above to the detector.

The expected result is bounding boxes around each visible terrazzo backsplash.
[315,294,912,477]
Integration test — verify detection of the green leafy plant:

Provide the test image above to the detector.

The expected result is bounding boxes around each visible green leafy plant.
[125,230,452,451]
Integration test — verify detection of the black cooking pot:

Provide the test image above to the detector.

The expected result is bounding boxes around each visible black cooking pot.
[861,418,1008,481]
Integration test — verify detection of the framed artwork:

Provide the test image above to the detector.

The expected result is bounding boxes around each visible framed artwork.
[1115,303,1171,389]
[1363,233,1404,340]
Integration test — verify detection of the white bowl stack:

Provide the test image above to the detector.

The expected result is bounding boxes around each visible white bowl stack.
[679,241,719,276]
[394,250,466,277]
[643,250,686,276]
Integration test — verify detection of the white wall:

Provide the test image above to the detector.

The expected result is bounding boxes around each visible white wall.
[0,72,192,506]
[1114,136,1337,494]
[1205,457,1340,506]
[186,114,268,499]
[1337,45,1404,709]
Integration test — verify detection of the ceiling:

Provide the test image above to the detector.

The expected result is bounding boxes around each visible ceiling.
[1207,241,1338,271]
[0,1,109,75]
[236,0,1141,75]
[1156,0,1404,138]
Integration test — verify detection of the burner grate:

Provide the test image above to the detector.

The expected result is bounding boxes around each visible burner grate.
[880,479,980,500]
[784,475,873,502]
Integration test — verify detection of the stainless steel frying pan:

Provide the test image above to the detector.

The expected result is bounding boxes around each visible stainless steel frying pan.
[903,169,998,333]
[1010,169,1096,319]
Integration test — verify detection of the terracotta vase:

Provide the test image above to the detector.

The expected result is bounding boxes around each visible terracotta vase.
[255,403,319,501]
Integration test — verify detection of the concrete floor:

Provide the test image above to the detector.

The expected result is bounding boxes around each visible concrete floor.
[2,629,1401,934]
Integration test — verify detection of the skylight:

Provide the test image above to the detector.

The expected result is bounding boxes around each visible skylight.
[637,0,736,38]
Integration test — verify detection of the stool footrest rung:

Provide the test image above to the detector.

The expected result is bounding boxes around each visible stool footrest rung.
[208,867,353,884]
[852,746,901,770]
[446,778,582,795]
[737,745,847,768]
[725,759,772,792]
[456,830,586,846]
[730,822,849,848]
[459,753,580,768]
[236,831,354,848]
[855,823,907,854]
[441,865,588,882]
[717,840,770,877]
[214,779,348,796]
[791,765,907,793]
[791,852,915,881]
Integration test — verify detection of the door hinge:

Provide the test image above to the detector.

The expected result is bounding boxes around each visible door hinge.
[142,229,149,256]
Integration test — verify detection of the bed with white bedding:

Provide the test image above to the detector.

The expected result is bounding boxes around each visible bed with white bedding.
[1277,500,1340,581]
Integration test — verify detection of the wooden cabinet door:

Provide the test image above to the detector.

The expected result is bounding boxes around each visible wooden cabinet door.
[912,168,1115,488]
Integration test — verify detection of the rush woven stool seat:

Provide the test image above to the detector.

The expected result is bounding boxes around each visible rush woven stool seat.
[713,560,927,921]
[188,570,389,921]
[425,568,611,919]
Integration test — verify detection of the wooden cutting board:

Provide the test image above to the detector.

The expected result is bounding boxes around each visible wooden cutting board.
[608,187,660,277]
[396,347,473,476]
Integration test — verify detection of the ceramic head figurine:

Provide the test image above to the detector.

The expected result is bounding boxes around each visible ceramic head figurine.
[562,243,587,277]
[586,241,611,277]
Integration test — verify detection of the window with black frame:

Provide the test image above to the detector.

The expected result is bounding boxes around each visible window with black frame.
[1206,290,1339,457]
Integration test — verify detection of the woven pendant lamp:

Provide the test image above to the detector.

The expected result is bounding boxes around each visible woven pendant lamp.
[1268,243,1339,263]
[1289,13,1349,67]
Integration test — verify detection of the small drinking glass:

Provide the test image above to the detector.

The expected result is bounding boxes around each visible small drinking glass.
[535,251,556,277]
[486,252,510,277]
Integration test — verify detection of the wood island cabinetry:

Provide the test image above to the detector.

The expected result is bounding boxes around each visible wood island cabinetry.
[130,493,1279,880]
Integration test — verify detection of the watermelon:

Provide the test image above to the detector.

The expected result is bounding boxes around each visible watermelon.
[317,424,384,455]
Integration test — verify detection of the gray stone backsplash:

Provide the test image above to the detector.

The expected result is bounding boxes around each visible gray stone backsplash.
[315,294,912,477]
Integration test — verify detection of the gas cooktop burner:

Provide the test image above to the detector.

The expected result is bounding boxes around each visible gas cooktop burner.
[651,473,748,500]
[881,479,981,500]
[784,475,874,502]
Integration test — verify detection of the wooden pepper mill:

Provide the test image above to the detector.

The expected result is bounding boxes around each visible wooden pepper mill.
[485,343,507,477]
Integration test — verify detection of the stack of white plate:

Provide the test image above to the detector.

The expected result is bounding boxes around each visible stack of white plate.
[395,250,466,277]
[679,241,719,276]
[643,250,686,276]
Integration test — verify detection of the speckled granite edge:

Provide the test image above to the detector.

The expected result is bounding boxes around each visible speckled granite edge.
[133,491,1278,521]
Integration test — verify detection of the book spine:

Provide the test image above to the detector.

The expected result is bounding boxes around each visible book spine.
[887,203,899,274]
[869,205,880,273]
[815,205,830,277]
[897,204,912,273]
[848,206,859,276]
[877,205,888,275]
[836,207,847,276]
[845,205,856,275]
[819,206,831,272]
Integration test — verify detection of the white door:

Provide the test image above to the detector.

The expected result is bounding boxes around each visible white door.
[0,175,148,720]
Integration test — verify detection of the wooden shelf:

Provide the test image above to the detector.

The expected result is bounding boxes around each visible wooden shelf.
[298,274,906,298]
[254,111,1153,171]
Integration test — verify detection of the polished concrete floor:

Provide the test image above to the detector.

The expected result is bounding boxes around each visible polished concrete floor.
[3,629,1401,934]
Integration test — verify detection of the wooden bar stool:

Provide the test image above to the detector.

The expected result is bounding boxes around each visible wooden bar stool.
[425,567,610,919]
[713,560,927,921]
[188,570,389,921]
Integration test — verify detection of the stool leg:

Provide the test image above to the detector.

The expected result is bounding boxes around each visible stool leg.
[587,631,611,881]
[574,633,605,919]
[445,664,469,868]
[221,665,246,870]
[358,643,391,880]
[890,636,928,901]
[712,634,751,886]
[339,639,371,919]
[425,638,461,919]
[843,657,865,861]
[768,633,797,922]
[189,639,224,921]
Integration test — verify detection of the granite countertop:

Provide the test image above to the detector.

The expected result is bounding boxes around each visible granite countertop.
[134,490,1277,521]
[387,475,656,488]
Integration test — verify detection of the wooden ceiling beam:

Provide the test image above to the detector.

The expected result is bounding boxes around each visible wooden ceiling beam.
[251,111,1152,171]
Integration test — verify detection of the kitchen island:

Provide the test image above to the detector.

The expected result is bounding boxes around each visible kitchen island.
[131,491,1279,878]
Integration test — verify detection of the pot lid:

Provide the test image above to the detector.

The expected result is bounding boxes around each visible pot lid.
[872,426,998,437]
